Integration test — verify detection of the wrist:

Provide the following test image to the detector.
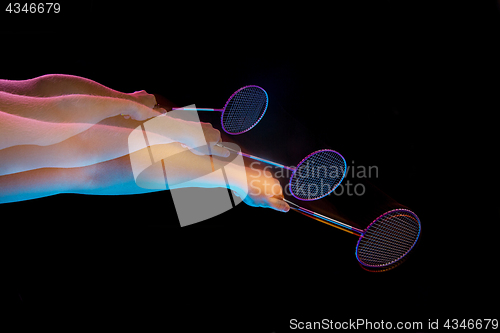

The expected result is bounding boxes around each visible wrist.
[57,94,128,122]
[219,159,249,198]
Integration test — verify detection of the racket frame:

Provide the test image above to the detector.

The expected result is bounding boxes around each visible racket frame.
[283,199,421,268]
[219,146,346,201]
[171,85,268,135]
[355,208,421,268]
[283,198,363,235]
[289,149,347,201]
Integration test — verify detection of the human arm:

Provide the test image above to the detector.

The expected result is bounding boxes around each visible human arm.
[0,74,157,108]
[0,91,161,124]
[0,141,289,213]
[0,112,230,175]
[0,95,162,151]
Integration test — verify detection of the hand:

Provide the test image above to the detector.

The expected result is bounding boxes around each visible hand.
[129,90,158,108]
[234,166,290,213]
[53,94,163,124]
[120,101,165,121]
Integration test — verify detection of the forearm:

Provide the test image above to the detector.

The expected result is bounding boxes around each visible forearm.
[0,98,159,150]
[0,143,247,203]
[0,120,178,176]
[0,77,38,96]
[0,74,135,100]
[0,164,84,204]
[0,91,151,124]
[82,145,245,196]
[0,110,92,150]
[55,94,146,124]
[129,143,247,193]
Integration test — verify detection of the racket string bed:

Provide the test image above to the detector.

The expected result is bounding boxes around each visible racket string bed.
[358,226,418,262]
[356,212,420,267]
[362,215,420,250]
[290,150,346,200]
[363,218,418,249]
[219,146,347,201]
[283,201,421,268]
[172,85,268,135]
[174,86,421,268]
[229,87,263,131]
[223,86,267,134]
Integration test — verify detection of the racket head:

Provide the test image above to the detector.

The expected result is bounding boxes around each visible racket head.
[289,149,347,201]
[356,209,421,268]
[221,85,268,135]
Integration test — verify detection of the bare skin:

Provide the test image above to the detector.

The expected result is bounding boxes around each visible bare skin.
[0,74,157,107]
[0,142,290,212]
[0,114,230,175]
[0,74,289,212]
[0,93,163,150]
[0,77,229,173]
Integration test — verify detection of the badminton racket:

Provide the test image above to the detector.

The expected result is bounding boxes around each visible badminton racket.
[219,145,346,201]
[172,85,268,135]
[283,199,421,267]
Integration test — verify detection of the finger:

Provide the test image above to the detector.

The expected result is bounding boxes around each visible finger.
[209,143,230,157]
[205,127,221,145]
[182,143,211,156]
[273,181,284,196]
[267,197,290,213]
[154,107,167,114]
[148,92,158,108]
[133,90,157,108]
[271,190,284,200]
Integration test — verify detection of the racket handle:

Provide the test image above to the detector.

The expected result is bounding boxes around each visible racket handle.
[283,199,364,235]
[216,144,295,171]
[171,108,224,112]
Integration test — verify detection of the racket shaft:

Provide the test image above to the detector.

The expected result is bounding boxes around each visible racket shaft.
[171,108,224,112]
[283,199,363,235]
[218,144,295,171]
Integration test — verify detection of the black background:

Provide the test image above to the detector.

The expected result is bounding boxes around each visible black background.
[1,0,498,331]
